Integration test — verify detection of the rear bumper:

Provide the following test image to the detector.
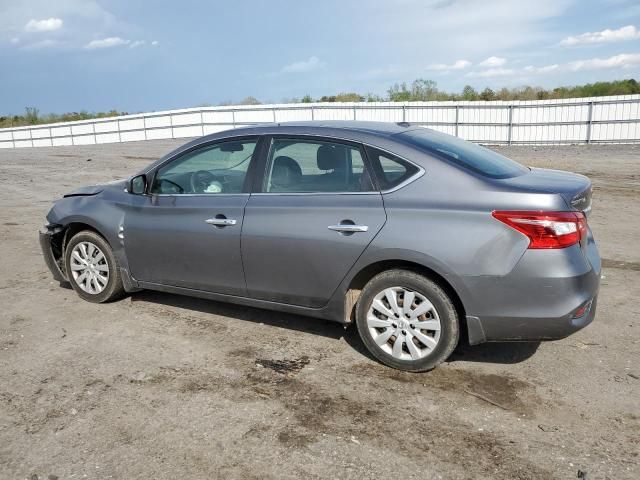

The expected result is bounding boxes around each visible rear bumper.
[463,234,601,344]
[466,296,598,344]
[39,228,68,283]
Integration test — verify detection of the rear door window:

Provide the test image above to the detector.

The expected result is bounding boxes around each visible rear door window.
[263,138,375,193]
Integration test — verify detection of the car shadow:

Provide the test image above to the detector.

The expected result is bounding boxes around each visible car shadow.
[130,290,346,340]
[129,291,540,365]
[449,341,541,364]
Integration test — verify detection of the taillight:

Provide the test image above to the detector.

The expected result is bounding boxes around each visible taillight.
[492,211,587,249]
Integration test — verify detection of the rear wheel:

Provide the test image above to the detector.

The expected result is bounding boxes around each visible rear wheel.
[64,230,125,303]
[355,269,459,372]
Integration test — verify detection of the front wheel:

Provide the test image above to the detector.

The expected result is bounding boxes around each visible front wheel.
[355,270,459,372]
[64,230,125,303]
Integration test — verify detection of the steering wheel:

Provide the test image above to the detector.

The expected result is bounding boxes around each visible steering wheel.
[155,178,184,194]
[190,170,218,193]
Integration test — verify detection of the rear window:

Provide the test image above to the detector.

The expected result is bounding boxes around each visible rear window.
[399,128,528,179]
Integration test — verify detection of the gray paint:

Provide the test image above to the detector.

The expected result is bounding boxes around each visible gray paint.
[41,121,601,343]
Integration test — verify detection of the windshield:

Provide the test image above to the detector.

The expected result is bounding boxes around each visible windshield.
[398,128,528,179]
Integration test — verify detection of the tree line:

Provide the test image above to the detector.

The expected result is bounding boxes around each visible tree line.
[2,78,639,128]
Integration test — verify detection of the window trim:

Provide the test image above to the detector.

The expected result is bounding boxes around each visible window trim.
[147,135,263,197]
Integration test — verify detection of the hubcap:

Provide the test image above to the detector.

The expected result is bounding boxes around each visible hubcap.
[69,241,109,294]
[366,286,442,361]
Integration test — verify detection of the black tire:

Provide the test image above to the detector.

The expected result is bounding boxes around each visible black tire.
[64,230,125,303]
[355,269,459,372]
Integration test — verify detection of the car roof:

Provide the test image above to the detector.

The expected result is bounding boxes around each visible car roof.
[265,120,414,135]
[214,120,418,140]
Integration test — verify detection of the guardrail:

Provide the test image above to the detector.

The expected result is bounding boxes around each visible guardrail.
[2,94,640,148]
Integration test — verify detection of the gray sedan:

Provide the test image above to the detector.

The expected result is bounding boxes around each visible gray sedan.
[40,121,600,371]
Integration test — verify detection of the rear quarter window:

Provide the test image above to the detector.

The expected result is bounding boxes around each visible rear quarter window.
[365,146,420,191]
[398,128,528,179]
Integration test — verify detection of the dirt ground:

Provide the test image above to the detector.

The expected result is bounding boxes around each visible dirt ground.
[0,140,638,480]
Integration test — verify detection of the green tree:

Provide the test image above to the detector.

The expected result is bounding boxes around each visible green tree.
[461,85,478,100]
[387,82,412,101]
[24,107,39,125]
[411,79,439,101]
[479,87,495,101]
[239,96,261,105]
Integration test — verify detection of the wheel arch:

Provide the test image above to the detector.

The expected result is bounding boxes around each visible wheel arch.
[47,220,113,277]
[342,255,470,342]
[61,219,113,253]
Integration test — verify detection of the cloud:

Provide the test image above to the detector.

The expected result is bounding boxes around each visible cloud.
[10,37,20,44]
[427,59,471,71]
[560,25,640,46]
[466,68,515,78]
[478,53,640,77]
[478,56,506,67]
[25,17,63,32]
[85,37,129,49]
[281,56,325,73]
[523,64,560,74]
[567,52,640,70]
[130,40,160,49]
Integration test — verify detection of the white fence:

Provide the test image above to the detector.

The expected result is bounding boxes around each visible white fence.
[2,94,640,148]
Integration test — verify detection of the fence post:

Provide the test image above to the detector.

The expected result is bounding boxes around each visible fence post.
[507,105,514,146]
[199,111,204,137]
[117,119,122,143]
[143,116,149,140]
[169,114,174,139]
[353,105,357,120]
[10,130,15,149]
[454,105,459,137]
[310,105,315,121]
[231,110,236,129]
[586,101,594,144]
[402,104,406,123]
[272,107,277,123]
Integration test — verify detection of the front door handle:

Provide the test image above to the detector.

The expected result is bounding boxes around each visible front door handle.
[205,217,237,227]
[328,224,369,233]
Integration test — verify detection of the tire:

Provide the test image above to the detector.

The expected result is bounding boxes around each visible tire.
[355,269,459,372]
[64,230,125,303]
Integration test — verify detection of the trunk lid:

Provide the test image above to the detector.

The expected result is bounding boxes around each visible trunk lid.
[499,167,592,216]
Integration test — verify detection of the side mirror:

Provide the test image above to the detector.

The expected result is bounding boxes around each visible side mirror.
[129,174,147,195]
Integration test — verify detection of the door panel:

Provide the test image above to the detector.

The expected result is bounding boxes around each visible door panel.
[123,136,260,295]
[242,194,386,307]
[124,195,248,295]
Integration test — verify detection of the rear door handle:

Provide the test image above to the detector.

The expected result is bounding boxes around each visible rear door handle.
[205,218,237,226]
[328,224,369,233]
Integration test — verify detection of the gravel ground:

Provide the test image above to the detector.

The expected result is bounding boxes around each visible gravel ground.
[0,140,638,480]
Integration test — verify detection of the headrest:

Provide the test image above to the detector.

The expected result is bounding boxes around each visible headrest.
[317,144,346,171]
[271,156,302,188]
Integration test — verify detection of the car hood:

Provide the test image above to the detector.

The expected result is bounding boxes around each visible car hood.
[498,168,592,214]
[63,179,128,198]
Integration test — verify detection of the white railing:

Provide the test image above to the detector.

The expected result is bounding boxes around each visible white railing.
[2,94,640,148]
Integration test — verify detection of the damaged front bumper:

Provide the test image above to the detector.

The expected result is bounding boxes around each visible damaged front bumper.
[39,225,68,283]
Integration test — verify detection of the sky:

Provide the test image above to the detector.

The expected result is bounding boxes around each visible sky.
[1,0,640,115]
